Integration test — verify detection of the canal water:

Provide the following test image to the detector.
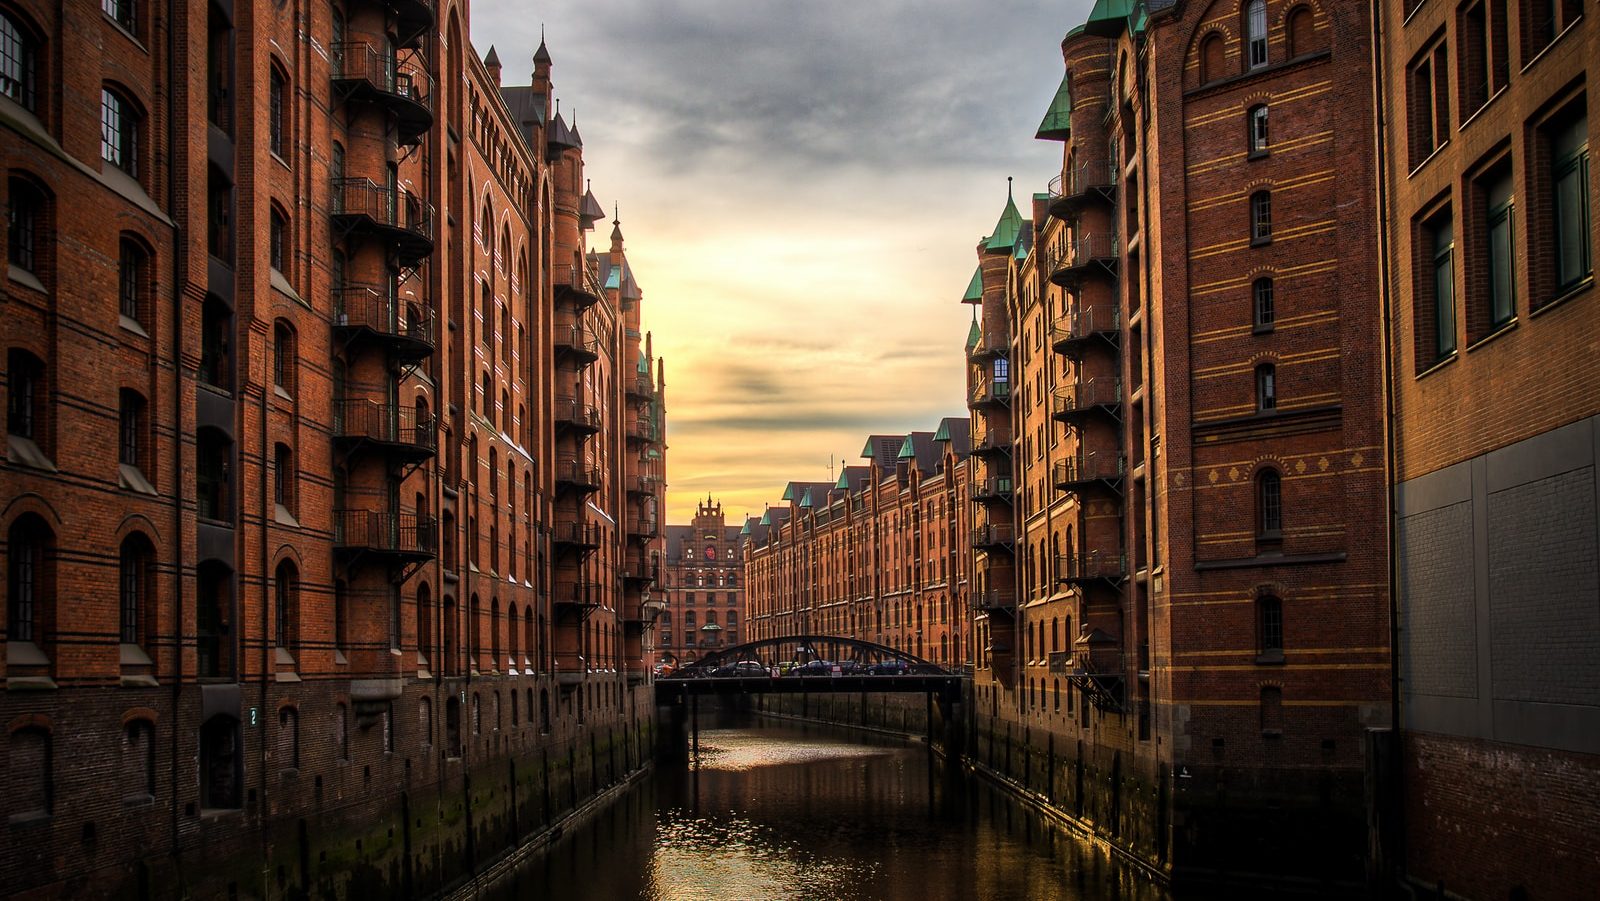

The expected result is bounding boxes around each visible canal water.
[491,716,1168,901]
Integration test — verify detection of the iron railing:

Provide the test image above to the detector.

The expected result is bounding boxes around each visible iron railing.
[335,399,436,451]
[334,285,435,351]
[334,510,435,556]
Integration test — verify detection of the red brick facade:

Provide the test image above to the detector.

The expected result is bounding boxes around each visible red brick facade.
[0,0,665,894]
[657,497,744,663]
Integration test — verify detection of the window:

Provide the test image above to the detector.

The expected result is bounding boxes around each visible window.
[1479,165,1516,331]
[1253,277,1275,331]
[1256,364,1277,411]
[199,716,240,808]
[1408,39,1450,168]
[1548,105,1591,296]
[1200,33,1225,85]
[1421,210,1458,364]
[103,0,136,33]
[207,4,231,133]
[1250,190,1272,243]
[1257,470,1283,538]
[101,87,138,176]
[119,238,147,323]
[274,560,296,649]
[1246,0,1268,69]
[8,175,44,272]
[1286,5,1316,57]
[1249,105,1269,156]
[196,562,231,678]
[268,64,286,158]
[8,348,44,443]
[196,427,231,520]
[200,296,231,390]
[272,321,294,395]
[1459,1,1490,115]
[8,514,51,646]
[273,443,294,513]
[119,389,145,468]
[1,10,36,111]
[119,534,150,645]
[1258,596,1284,659]
[122,719,155,801]
[1521,0,1582,63]
[269,205,288,274]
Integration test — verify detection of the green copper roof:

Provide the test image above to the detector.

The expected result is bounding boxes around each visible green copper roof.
[800,487,816,508]
[1084,0,1133,37]
[983,190,1022,254]
[739,520,751,535]
[1035,71,1073,141]
[961,265,984,304]
[637,350,649,375]
[897,436,916,460]
[1013,240,1028,262]
[933,420,952,442]
[836,471,850,489]
[860,438,877,459]
[966,319,981,350]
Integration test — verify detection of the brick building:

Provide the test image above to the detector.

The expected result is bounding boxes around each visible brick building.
[1375,1,1599,897]
[1,0,665,894]
[743,419,974,669]
[657,496,744,665]
[961,0,1391,884]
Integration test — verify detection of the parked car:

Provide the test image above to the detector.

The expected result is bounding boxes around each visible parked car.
[711,660,769,677]
[789,659,835,676]
[870,659,911,676]
[836,660,868,675]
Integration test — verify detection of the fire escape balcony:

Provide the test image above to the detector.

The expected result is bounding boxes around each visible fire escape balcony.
[553,396,602,435]
[625,470,661,496]
[969,377,1012,410]
[1047,159,1119,221]
[629,513,660,540]
[626,373,654,400]
[1067,638,1127,712]
[1052,452,1125,495]
[553,322,601,365]
[1049,232,1120,288]
[330,43,434,146]
[553,264,601,309]
[1051,377,1123,425]
[1051,305,1121,356]
[1057,550,1128,587]
[330,177,435,266]
[553,457,603,495]
[966,330,1008,363]
[970,522,1015,551]
[969,428,1013,458]
[972,587,1017,614]
[551,516,602,553]
[333,285,434,363]
[389,0,437,49]
[333,510,436,566]
[551,579,602,621]
[625,415,654,444]
[971,476,1014,504]
[333,399,437,468]
[619,555,658,585]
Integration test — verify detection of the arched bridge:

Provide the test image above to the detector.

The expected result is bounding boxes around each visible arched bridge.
[655,635,964,704]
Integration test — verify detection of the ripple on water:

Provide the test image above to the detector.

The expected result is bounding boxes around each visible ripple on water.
[646,807,876,901]
[692,729,895,772]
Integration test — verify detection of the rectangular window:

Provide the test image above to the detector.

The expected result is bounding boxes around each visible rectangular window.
[268,68,285,158]
[1486,171,1515,328]
[1254,278,1275,330]
[103,0,135,32]
[120,393,140,466]
[119,241,142,321]
[1408,38,1450,168]
[1248,0,1268,69]
[1,14,35,110]
[1250,105,1269,155]
[1251,191,1272,242]
[1551,112,1591,294]
[1432,215,1458,360]
[101,89,135,176]
[1459,1,1490,116]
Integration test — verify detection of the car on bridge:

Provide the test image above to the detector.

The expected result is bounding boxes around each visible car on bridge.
[789,659,836,676]
[711,660,769,677]
[869,659,911,675]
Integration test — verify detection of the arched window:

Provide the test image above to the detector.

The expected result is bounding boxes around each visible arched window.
[273,442,294,514]
[445,696,461,756]
[1248,104,1269,155]
[119,237,149,324]
[1245,0,1268,69]
[9,724,52,819]
[1,10,39,111]
[1253,277,1276,330]
[1257,470,1283,539]
[489,597,501,668]
[101,86,141,177]
[1250,190,1272,242]
[1258,596,1285,659]
[442,596,457,675]
[268,203,289,275]
[8,513,53,652]
[1286,6,1315,58]
[1200,33,1226,85]
[119,533,152,646]
[7,175,47,273]
[1256,363,1277,411]
[274,559,298,650]
[469,594,481,669]
[206,165,231,262]
[267,62,287,158]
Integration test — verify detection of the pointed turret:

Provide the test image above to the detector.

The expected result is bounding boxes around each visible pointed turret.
[984,178,1022,254]
[580,180,606,230]
[534,26,552,68]
[1036,70,1072,141]
[610,209,625,252]
[484,45,502,86]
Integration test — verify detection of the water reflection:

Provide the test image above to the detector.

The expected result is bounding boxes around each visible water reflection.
[497,718,1167,901]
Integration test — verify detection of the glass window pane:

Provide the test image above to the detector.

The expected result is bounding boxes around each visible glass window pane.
[1488,208,1514,325]
[1554,161,1590,288]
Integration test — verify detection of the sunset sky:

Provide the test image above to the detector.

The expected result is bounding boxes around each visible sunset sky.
[472,1,1091,522]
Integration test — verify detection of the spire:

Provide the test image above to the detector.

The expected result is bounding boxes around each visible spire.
[961,264,984,304]
[484,45,502,85]
[983,178,1022,254]
[533,25,552,66]
[610,205,624,250]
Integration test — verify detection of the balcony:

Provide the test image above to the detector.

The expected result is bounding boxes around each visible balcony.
[1051,377,1122,424]
[969,429,1013,458]
[970,476,1014,504]
[330,43,433,145]
[1051,305,1120,356]
[629,514,660,539]
[1052,452,1125,494]
[970,522,1015,551]
[330,177,435,265]
[1067,639,1127,712]
[552,580,602,620]
[553,457,603,495]
[972,587,1017,613]
[626,373,654,400]
[620,555,658,585]
[553,263,601,308]
[553,322,601,365]
[969,377,1012,410]
[1057,550,1128,587]
[625,415,654,444]
[333,399,436,466]
[1049,232,1119,288]
[553,396,602,435]
[625,470,662,496]
[966,329,1008,363]
[1048,159,1118,220]
[388,0,436,49]
[334,510,435,564]
[333,285,434,362]
[551,517,602,552]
